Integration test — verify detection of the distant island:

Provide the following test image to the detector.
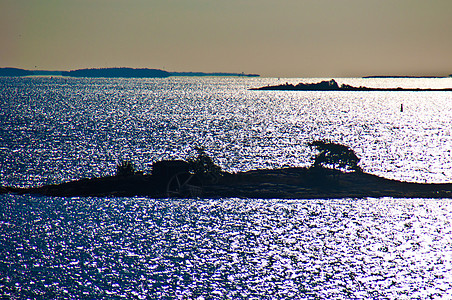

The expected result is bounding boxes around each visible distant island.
[363,75,452,78]
[0,68,36,77]
[251,79,452,92]
[0,67,259,78]
[61,68,171,78]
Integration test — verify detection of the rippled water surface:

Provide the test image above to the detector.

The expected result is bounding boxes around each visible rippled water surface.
[2,196,452,299]
[2,77,452,298]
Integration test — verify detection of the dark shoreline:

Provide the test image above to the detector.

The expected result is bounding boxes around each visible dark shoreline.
[0,67,259,78]
[3,167,452,199]
[251,79,452,92]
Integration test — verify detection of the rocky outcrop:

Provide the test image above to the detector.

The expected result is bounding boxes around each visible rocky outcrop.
[4,143,452,199]
[3,166,452,199]
[251,79,452,91]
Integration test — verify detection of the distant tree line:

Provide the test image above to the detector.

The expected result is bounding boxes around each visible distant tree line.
[61,68,171,78]
[1,67,260,78]
[0,68,34,77]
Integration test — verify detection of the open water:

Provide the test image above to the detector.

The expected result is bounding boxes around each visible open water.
[1,77,452,298]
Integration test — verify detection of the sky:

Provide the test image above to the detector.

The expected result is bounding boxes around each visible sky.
[1,0,452,77]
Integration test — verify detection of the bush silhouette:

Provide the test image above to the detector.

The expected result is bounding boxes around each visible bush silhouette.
[116,160,136,176]
[188,147,222,176]
[309,140,361,172]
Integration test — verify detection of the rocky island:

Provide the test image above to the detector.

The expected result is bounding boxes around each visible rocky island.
[3,142,452,199]
[251,79,452,91]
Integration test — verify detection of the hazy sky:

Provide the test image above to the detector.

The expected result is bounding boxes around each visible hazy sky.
[1,0,452,77]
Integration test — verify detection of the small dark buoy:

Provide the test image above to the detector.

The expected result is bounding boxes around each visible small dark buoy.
[400,103,403,112]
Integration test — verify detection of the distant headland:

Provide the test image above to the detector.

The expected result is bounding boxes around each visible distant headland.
[251,79,452,92]
[62,68,171,78]
[0,67,259,78]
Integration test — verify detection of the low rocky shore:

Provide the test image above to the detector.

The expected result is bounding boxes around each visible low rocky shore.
[251,79,452,92]
[205,167,452,199]
[3,166,452,199]
[4,142,452,199]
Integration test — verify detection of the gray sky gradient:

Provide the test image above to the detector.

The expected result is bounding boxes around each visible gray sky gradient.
[1,0,451,77]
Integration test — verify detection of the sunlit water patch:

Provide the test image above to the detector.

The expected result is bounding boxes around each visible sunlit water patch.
[1,196,451,298]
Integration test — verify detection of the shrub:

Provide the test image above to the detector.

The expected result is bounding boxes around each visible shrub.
[116,160,136,176]
[188,147,222,176]
[309,140,361,172]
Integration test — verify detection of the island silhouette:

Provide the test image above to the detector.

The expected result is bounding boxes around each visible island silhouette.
[251,79,452,91]
[0,67,259,78]
[61,68,171,78]
[3,142,452,199]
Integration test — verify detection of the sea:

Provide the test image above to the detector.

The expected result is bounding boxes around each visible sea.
[1,76,452,299]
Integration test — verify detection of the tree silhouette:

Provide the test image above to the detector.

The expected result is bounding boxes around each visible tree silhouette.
[309,140,361,172]
[188,147,222,176]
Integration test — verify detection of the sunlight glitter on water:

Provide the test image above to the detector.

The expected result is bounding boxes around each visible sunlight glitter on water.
[1,196,452,299]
